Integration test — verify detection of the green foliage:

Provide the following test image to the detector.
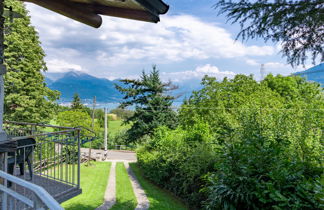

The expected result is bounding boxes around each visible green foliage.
[138,74,324,209]
[3,0,59,123]
[203,134,322,210]
[56,110,99,136]
[71,93,83,110]
[116,65,178,143]
[94,108,105,128]
[215,0,324,66]
[108,130,129,148]
[137,124,217,207]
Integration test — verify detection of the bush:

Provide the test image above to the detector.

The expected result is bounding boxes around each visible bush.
[56,110,101,148]
[137,124,217,207]
[108,130,131,148]
[137,74,323,209]
[203,133,323,210]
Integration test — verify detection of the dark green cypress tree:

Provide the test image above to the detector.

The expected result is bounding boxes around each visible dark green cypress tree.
[4,0,59,123]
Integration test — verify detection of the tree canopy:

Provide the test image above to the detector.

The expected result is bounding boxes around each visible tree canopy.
[4,0,59,123]
[71,93,83,110]
[215,0,324,66]
[115,66,178,143]
[138,74,323,209]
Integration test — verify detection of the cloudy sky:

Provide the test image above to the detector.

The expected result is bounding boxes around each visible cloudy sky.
[25,0,310,82]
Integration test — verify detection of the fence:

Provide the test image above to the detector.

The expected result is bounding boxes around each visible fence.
[0,121,96,209]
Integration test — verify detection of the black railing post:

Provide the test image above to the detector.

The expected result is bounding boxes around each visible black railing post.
[77,129,81,189]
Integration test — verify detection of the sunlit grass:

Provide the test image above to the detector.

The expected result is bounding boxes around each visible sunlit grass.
[108,120,130,136]
[62,162,111,210]
[110,162,137,210]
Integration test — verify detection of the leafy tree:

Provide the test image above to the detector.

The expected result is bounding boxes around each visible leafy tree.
[115,66,178,143]
[71,93,83,110]
[94,108,105,128]
[215,0,324,66]
[57,110,99,136]
[138,74,323,208]
[3,0,59,123]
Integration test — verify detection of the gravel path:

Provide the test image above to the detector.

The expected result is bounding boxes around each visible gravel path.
[81,148,137,162]
[124,162,149,210]
[95,150,149,210]
[96,162,116,210]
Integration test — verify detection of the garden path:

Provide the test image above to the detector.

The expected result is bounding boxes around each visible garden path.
[94,150,149,210]
[96,161,116,210]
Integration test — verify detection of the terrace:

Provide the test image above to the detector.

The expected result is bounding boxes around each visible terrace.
[0,121,95,209]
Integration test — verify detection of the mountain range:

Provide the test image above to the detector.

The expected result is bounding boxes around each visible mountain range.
[45,71,201,102]
[294,63,324,87]
[46,71,124,102]
[45,63,323,103]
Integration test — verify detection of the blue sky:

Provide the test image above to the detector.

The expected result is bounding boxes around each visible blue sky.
[25,1,311,82]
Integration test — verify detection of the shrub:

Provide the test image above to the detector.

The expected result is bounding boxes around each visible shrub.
[137,74,324,209]
[137,124,217,207]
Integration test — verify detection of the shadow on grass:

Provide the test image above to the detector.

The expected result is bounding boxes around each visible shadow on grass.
[110,200,137,210]
[129,163,188,210]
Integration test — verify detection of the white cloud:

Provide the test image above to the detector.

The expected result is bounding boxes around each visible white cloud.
[246,59,260,66]
[25,3,275,73]
[265,62,288,69]
[245,59,289,69]
[161,64,236,82]
[46,59,82,73]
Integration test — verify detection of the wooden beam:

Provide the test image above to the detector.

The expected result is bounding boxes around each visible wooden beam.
[93,4,159,23]
[91,4,159,23]
[23,0,102,28]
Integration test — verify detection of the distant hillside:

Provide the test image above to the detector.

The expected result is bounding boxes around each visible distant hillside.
[45,71,201,103]
[47,71,123,102]
[294,63,324,87]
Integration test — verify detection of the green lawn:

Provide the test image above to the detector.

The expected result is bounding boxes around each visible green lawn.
[108,120,130,136]
[130,163,188,210]
[111,162,137,210]
[62,162,111,210]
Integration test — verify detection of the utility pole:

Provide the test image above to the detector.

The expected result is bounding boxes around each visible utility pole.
[104,107,108,151]
[260,64,265,81]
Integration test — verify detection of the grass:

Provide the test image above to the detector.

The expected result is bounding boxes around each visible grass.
[45,119,129,136]
[108,120,130,136]
[130,163,188,210]
[62,162,111,210]
[111,162,137,210]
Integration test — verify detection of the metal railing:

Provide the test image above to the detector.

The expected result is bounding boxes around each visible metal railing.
[1,121,96,207]
[0,169,63,210]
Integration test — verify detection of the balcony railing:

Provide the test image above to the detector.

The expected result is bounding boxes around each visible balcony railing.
[0,169,63,210]
[0,121,96,208]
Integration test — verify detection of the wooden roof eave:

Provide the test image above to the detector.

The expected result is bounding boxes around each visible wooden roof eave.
[21,0,169,28]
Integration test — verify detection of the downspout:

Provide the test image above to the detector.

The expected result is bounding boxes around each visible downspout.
[0,0,8,142]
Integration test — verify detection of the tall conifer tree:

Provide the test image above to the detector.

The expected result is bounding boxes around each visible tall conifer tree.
[3,0,59,123]
[116,66,178,143]
[71,93,83,110]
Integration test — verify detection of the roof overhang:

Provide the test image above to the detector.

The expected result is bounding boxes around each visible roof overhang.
[21,0,169,28]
